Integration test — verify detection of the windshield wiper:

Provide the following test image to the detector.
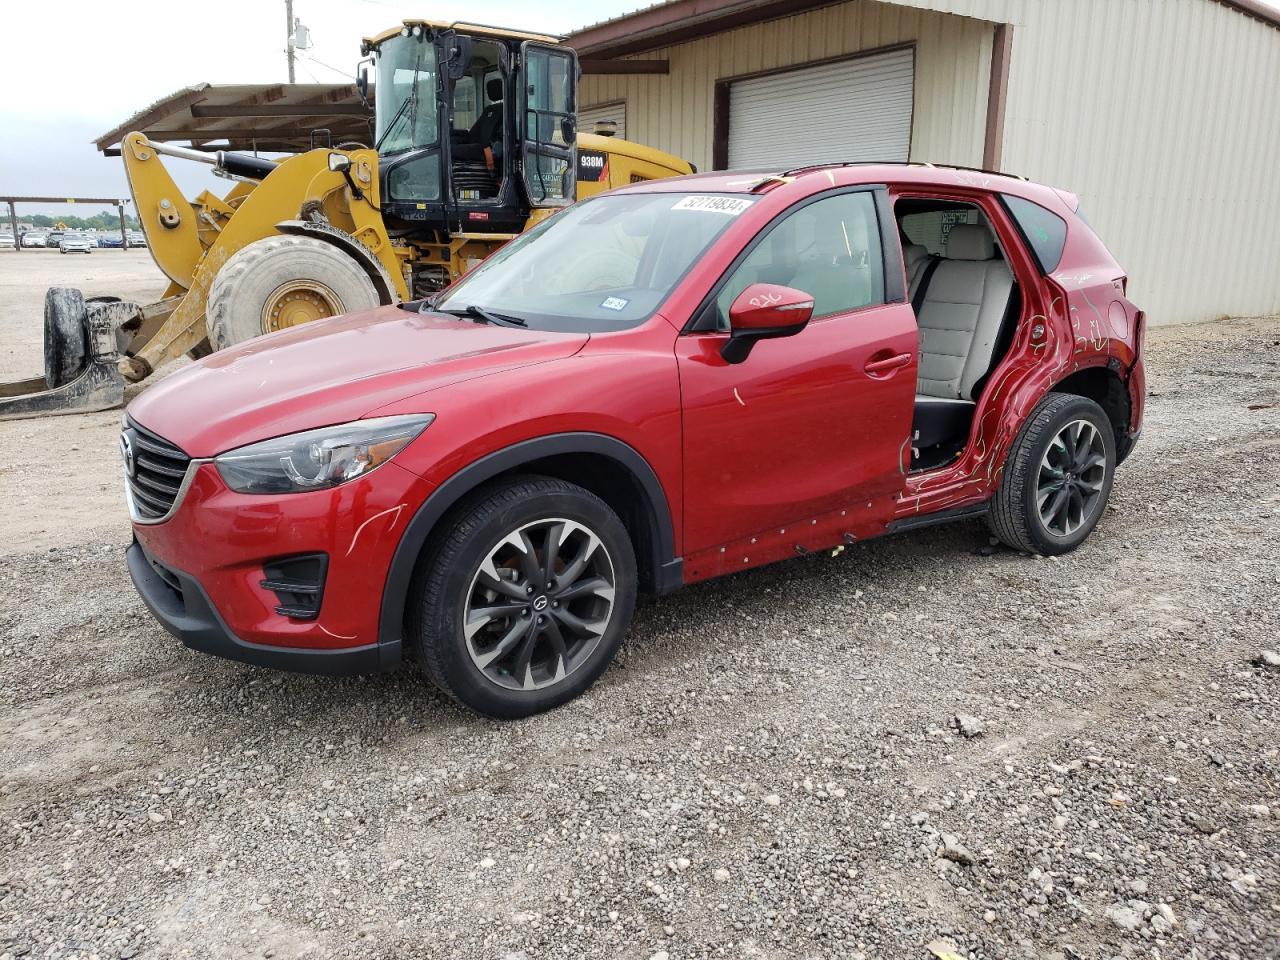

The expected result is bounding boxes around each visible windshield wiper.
[438,305,528,327]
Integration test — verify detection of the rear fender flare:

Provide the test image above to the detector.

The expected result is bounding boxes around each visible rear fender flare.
[378,433,680,651]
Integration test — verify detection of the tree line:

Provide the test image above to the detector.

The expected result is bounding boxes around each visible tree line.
[19,211,142,231]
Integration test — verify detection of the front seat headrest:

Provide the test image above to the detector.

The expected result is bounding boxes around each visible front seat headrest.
[486,77,504,102]
[946,224,996,261]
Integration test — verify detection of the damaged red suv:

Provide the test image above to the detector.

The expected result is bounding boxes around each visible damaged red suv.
[125,164,1145,718]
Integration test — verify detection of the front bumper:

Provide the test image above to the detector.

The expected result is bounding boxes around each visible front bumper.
[127,540,398,674]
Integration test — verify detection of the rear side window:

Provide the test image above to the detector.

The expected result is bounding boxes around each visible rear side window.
[1002,195,1067,273]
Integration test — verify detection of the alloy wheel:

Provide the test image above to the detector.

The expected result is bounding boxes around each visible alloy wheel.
[463,518,616,691]
[1036,419,1108,537]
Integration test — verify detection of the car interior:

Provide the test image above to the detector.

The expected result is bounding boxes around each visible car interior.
[448,40,505,202]
[897,198,1022,471]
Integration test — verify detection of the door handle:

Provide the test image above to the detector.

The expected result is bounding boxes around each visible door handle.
[863,351,913,376]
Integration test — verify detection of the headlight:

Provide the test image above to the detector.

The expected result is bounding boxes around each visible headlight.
[215,414,433,494]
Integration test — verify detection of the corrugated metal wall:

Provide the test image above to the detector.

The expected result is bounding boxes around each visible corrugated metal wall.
[581,0,1280,325]
[579,1,994,173]
[892,0,1280,324]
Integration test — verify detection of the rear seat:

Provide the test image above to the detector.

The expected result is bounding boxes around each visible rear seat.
[903,243,931,297]
[911,223,1014,450]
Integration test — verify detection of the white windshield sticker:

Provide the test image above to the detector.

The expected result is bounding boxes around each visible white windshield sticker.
[671,195,753,216]
[599,296,630,311]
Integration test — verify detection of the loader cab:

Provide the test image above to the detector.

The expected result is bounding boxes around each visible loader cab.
[369,23,577,238]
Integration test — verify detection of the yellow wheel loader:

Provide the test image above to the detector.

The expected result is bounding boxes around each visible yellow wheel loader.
[0,21,692,421]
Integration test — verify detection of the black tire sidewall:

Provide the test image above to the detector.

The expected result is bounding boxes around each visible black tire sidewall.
[417,481,637,719]
[43,287,89,388]
[1017,396,1116,555]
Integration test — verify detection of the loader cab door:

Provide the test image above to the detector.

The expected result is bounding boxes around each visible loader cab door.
[519,42,577,208]
[443,34,525,231]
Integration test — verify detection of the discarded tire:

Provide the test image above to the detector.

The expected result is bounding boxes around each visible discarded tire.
[44,287,90,389]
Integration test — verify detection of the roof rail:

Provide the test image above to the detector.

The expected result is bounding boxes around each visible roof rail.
[774,160,1027,181]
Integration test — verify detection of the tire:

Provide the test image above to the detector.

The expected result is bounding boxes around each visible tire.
[988,392,1116,556]
[187,338,214,361]
[43,287,89,388]
[409,476,638,719]
[206,235,380,350]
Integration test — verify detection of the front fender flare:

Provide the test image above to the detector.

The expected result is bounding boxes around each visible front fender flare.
[377,432,681,653]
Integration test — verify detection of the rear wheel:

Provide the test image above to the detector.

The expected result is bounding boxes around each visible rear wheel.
[988,393,1116,555]
[409,476,637,719]
[44,287,89,388]
[206,235,380,350]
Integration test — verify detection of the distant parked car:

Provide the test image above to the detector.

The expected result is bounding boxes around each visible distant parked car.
[45,231,65,249]
[0,234,14,249]
[127,232,147,248]
[59,233,95,254]
[99,234,126,249]
[22,233,47,248]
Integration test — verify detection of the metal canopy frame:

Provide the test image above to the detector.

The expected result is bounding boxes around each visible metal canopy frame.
[2,196,133,251]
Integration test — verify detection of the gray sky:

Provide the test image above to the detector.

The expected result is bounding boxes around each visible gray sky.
[0,0,640,220]
[4,0,1278,222]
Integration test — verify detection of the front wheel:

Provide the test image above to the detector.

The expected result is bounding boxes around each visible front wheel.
[409,476,637,719]
[988,393,1116,555]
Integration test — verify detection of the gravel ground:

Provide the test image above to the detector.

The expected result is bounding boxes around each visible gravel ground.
[0,248,1277,959]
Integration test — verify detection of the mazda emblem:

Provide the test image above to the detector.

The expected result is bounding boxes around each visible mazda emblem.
[120,431,136,480]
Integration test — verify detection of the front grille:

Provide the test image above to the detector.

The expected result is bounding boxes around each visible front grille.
[123,419,191,521]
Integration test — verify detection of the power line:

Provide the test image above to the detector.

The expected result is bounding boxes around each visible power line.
[302,52,356,81]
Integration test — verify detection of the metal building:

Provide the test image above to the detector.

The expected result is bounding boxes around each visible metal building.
[570,0,1280,325]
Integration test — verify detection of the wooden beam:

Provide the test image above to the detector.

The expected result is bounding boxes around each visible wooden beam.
[142,126,365,140]
[191,103,369,118]
[579,59,669,75]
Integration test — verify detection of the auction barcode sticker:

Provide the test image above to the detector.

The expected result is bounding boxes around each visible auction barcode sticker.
[671,195,754,216]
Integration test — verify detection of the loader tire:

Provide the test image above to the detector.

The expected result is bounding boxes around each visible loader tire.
[44,287,89,388]
[206,235,380,351]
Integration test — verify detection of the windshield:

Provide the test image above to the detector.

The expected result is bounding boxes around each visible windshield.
[374,34,439,155]
[435,192,756,332]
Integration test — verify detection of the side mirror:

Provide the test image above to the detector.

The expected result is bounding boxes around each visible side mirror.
[328,152,352,173]
[356,62,370,104]
[721,283,814,364]
[560,115,577,145]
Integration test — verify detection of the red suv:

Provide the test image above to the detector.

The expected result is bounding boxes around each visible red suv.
[124,164,1145,718]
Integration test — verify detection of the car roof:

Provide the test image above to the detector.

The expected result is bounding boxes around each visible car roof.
[613,162,1073,211]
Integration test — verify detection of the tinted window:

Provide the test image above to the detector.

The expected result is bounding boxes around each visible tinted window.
[1002,195,1067,273]
[714,191,885,329]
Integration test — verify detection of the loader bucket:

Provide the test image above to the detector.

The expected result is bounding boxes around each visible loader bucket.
[0,289,132,421]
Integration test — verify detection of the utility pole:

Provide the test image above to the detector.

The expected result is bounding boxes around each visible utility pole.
[285,0,296,83]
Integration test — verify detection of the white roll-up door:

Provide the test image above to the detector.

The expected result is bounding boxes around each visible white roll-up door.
[728,47,914,168]
[578,101,627,140]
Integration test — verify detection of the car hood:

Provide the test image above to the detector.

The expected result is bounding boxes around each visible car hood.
[128,305,589,458]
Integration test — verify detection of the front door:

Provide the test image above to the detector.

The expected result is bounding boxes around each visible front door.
[676,189,918,558]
